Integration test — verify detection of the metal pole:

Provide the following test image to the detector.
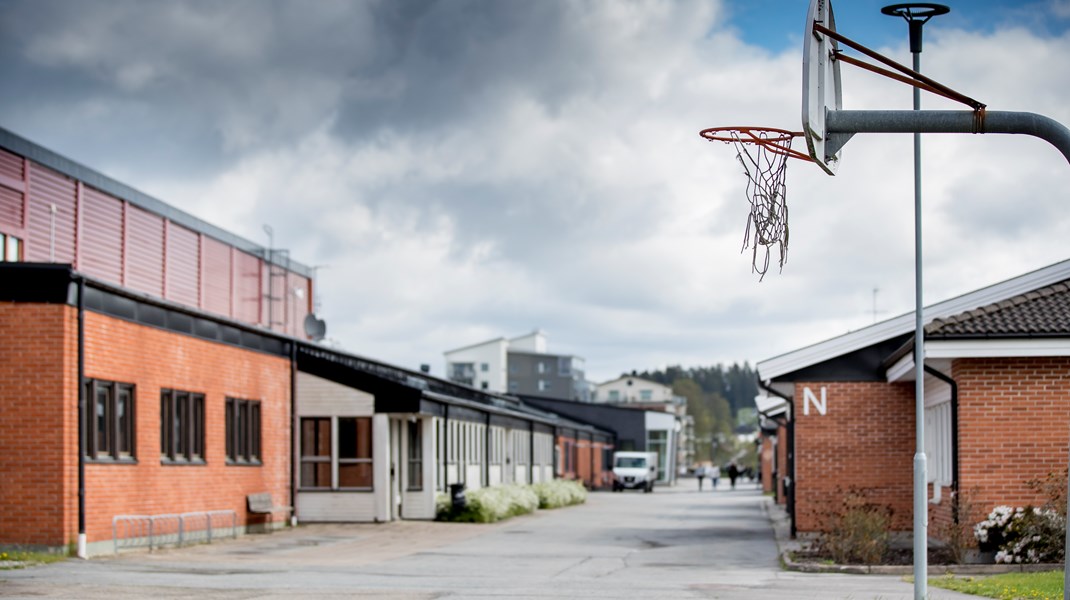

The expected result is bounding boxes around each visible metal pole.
[910,39,928,597]
[826,110,1070,161]
[879,7,948,598]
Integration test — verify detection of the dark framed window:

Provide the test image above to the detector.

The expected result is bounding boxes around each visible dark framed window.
[338,417,373,489]
[84,379,136,461]
[226,397,261,464]
[407,420,423,491]
[160,389,205,464]
[300,417,331,489]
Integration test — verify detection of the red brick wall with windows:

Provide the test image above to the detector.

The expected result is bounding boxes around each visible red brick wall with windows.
[0,302,78,547]
[948,357,1070,526]
[0,302,292,549]
[793,381,915,532]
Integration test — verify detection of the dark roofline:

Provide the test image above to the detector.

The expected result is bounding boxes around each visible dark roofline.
[0,126,314,279]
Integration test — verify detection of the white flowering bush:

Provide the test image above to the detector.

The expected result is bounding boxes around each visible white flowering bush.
[438,484,539,523]
[437,481,586,522]
[974,505,1065,564]
[532,479,588,509]
[974,505,1017,552]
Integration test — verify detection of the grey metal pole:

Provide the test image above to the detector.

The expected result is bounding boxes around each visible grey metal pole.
[878,8,948,598]
[826,110,1070,163]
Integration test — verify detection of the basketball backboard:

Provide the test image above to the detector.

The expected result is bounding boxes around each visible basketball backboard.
[802,0,843,175]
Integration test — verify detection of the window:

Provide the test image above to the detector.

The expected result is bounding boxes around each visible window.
[647,430,668,481]
[608,390,620,402]
[300,417,331,488]
[407,420,423,490]
[640,389,653,401]
[481,381,489,390]
[226,398,261,464]
[84,379,135,461]
[0,232,22,262]
[508,380,518,392]
[160,389,205,463]
[538,379,551,392]
[480,362,489,372]
[557,357,571,376]
[338,417,373,488]
[537,361,548,374]
[925,402,953,486]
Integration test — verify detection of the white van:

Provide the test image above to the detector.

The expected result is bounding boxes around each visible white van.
[611,451,658,493]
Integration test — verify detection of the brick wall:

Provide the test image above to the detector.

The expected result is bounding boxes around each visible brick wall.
[950,357,1070,524]
[793,381,915,532]
[0,303,77,547]
[1,302,292,548]
[760,435,775,494]
[776,422,787,505]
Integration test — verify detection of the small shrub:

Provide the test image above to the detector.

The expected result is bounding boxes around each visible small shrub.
[932,488,979,564]
[810,490,892,565]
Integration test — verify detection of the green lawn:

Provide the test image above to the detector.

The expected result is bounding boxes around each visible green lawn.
[929,571,1063,600]
[0,550,67,570]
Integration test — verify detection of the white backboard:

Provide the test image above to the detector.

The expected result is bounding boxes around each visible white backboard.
[802,0,843,175]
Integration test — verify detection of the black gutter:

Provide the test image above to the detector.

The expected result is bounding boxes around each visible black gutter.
[77,276,86,555]
[924,364,960,492]
[759,379,796,539]
[484,412,491,488]
[442,405,449,493]
[529,420,535,484]
[290,342,298,522]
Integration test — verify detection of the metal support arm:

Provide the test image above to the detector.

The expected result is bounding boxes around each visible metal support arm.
[827,110,1070,164]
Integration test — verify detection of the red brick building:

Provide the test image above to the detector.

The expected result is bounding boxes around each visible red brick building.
[756,260,1070,540]
[0,127,617,557]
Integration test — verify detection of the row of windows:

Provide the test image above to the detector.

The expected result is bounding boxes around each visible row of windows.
[84,378,261,465]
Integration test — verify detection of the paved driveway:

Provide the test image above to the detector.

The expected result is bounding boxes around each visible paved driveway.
[1,480,978,599]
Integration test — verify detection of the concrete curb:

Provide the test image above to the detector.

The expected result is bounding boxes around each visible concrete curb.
[760,496,1064,576]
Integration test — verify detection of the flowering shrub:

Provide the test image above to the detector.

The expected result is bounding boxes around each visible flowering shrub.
[438,484,540,523]
[974,505,1065,564]
[436,481,586,522]
[974,505,1017,553]
[532,479,588,509]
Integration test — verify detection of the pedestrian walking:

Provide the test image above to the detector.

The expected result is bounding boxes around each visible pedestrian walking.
[727,462,739,489]
[709,464,720,490]
[695,464,707,491]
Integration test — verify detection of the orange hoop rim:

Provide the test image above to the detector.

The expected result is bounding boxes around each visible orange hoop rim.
[699,126,813,162]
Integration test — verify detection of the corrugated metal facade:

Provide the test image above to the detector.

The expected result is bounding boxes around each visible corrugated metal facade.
[234,250,262,325]
[26,163,76,264]
[0,185,21,233]
[124,204,165,296]
[165,222,200,307]
[202,236,233,317]
[79,186,124,283]
[1,137,315,337]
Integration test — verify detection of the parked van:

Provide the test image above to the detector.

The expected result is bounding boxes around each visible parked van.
[612,451,658,493]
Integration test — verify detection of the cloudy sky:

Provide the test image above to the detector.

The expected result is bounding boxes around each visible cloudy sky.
[3,0,1070,383]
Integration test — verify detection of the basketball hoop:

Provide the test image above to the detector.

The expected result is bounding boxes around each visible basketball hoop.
[699,126,811,280]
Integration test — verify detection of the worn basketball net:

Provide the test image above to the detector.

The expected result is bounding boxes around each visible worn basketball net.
[700,126,812,280]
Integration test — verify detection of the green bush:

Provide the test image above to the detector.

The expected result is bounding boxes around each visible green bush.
[532,479,588,509]
[436,480,586,523]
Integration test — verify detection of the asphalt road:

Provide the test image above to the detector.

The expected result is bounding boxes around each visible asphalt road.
[1,479,979,599]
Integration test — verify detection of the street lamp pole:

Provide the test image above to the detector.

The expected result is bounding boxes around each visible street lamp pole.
[880,5,948,600]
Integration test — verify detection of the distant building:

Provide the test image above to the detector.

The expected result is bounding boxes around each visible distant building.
[593,376,695,474]
[444,330,593,402]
